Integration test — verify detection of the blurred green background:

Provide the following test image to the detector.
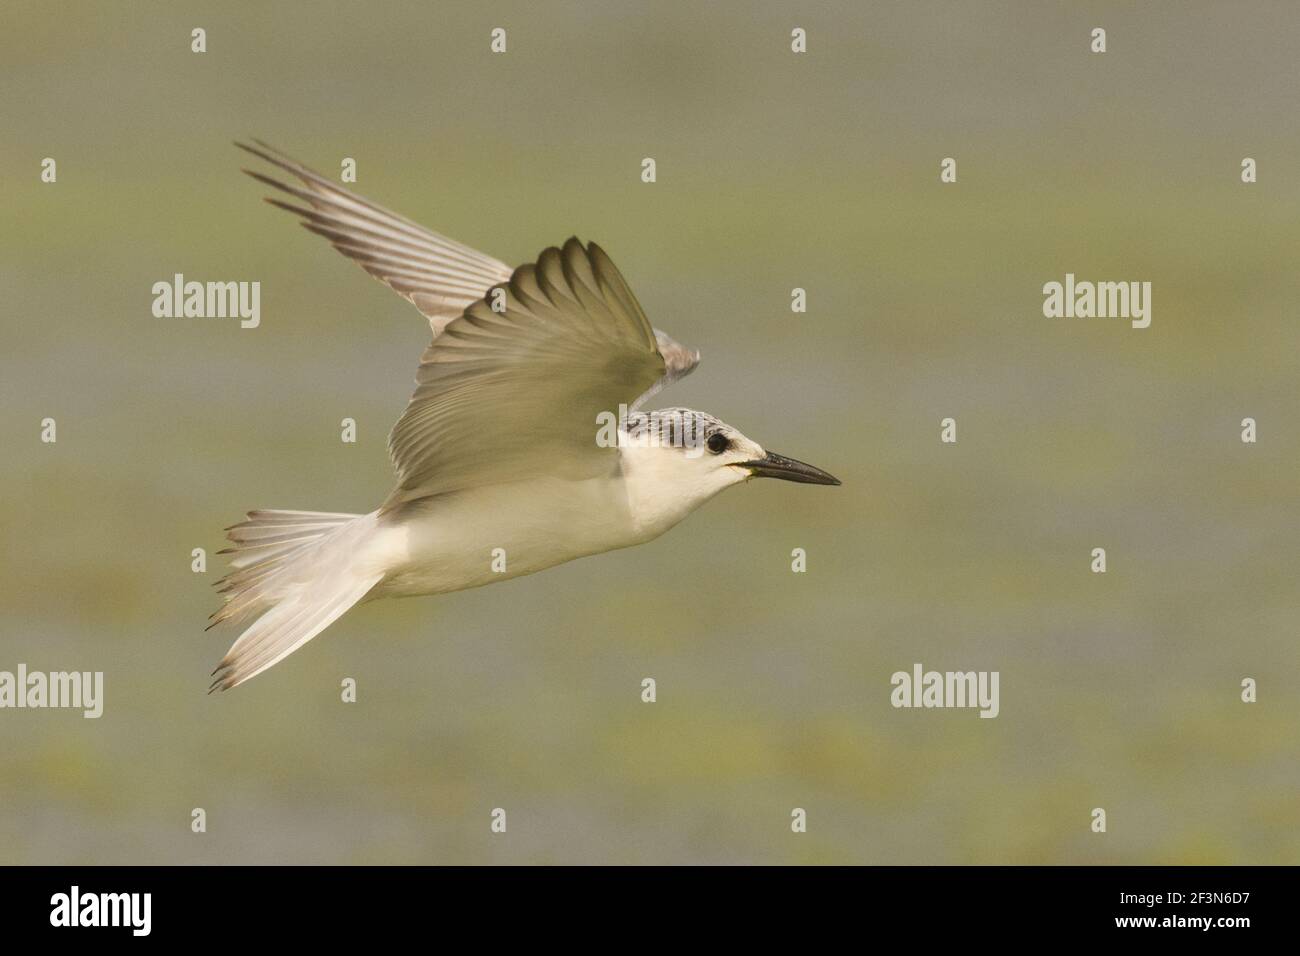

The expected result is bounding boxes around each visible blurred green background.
[2,1,1297,864]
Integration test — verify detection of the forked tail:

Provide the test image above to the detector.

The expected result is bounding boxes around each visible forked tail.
[208,509,383,691]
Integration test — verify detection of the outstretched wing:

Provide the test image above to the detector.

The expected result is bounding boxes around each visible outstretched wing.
[385,238,671,506]
[236,143,703,484]
[236,140,513,334]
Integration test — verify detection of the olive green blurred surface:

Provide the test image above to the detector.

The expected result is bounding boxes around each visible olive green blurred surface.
[1,1,1297,864]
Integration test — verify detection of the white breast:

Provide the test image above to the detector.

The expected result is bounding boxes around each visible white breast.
[373,473,642,598]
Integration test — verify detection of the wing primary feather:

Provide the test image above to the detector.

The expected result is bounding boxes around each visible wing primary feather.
[236,141,513,331]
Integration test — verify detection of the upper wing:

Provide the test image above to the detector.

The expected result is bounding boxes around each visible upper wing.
[384,238,670,506]
[235,140,513,334]
[637,329,700,409]
[235,142,702,492]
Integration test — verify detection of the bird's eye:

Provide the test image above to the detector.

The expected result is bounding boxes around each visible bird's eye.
[706,433,730,455]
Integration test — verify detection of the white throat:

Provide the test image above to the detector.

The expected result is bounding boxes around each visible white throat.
[617,440,747,542]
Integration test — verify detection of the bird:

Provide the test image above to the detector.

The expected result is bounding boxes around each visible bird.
[208,140,840,692]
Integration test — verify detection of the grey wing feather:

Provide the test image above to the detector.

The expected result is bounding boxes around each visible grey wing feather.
[383,238,670,506]
[635,329,701,409]
[235,143,702,498]
[235,140,513,334]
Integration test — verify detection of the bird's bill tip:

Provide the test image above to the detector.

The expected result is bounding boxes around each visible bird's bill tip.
[738,451,841,486]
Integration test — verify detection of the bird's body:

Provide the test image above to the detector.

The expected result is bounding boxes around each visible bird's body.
[209,142,838,692]
[380,474,643,598]
[362,430,732,599]
[377,476,633,598]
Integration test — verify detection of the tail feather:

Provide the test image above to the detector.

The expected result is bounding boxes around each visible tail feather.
[217,510,357,572]
[208,509,382,691]
[210,510,358,624]
[209,573,379,692]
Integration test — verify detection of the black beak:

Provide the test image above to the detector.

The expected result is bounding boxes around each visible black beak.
[739,451,841,486]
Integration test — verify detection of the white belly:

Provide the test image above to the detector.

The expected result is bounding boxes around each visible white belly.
[371,474,648,598]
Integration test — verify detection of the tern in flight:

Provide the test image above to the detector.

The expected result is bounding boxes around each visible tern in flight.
[209,141,840,691]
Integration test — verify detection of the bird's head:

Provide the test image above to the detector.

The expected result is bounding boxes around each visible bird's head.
[618,408,839,528]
